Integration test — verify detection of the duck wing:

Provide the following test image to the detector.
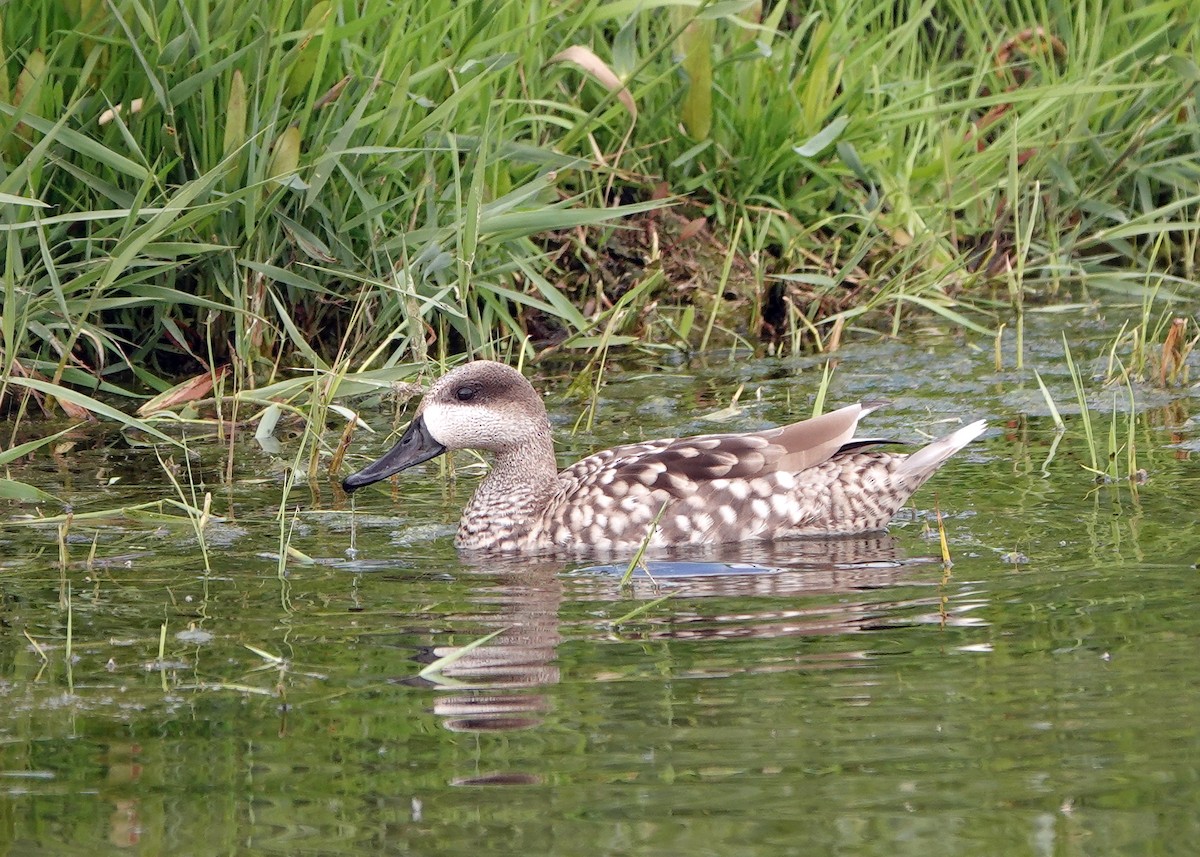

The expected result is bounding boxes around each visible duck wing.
[559,402,879,499]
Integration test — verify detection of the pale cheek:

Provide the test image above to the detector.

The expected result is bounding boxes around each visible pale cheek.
[420,403,453,446]
[422,403,510,450]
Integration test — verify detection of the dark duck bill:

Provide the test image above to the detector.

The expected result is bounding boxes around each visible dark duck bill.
[343,414,447,491]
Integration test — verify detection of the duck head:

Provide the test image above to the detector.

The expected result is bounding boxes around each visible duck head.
[342,361,551,491]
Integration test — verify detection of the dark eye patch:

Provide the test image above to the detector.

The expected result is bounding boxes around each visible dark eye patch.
[455,386,477,402]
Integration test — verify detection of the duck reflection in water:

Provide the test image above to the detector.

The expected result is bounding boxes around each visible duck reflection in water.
[397,534,975,786]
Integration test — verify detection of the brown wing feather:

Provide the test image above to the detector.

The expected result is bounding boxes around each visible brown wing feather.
[759,402,875,472]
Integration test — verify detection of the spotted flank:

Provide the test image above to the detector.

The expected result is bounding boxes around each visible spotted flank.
[343,361,987,553]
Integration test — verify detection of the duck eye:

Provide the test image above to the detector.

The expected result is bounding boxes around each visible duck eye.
[455,386,476,402]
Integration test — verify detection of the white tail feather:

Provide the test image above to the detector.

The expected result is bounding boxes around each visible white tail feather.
[897,419,988,485]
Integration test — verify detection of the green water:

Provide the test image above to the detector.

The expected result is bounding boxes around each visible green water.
[2,325,1199,855]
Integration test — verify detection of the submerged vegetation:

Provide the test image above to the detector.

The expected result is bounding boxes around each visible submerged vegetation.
[0,0,1197,483]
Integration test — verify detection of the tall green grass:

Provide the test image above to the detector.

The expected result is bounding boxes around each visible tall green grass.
[0,0,1197,429]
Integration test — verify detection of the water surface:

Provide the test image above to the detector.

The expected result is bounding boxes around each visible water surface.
[2,313,1198,854]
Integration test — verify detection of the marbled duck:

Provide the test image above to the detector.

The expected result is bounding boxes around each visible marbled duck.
[343,361,986,553]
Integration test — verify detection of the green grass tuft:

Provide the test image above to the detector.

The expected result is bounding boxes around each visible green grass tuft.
[0,0,1196,428]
